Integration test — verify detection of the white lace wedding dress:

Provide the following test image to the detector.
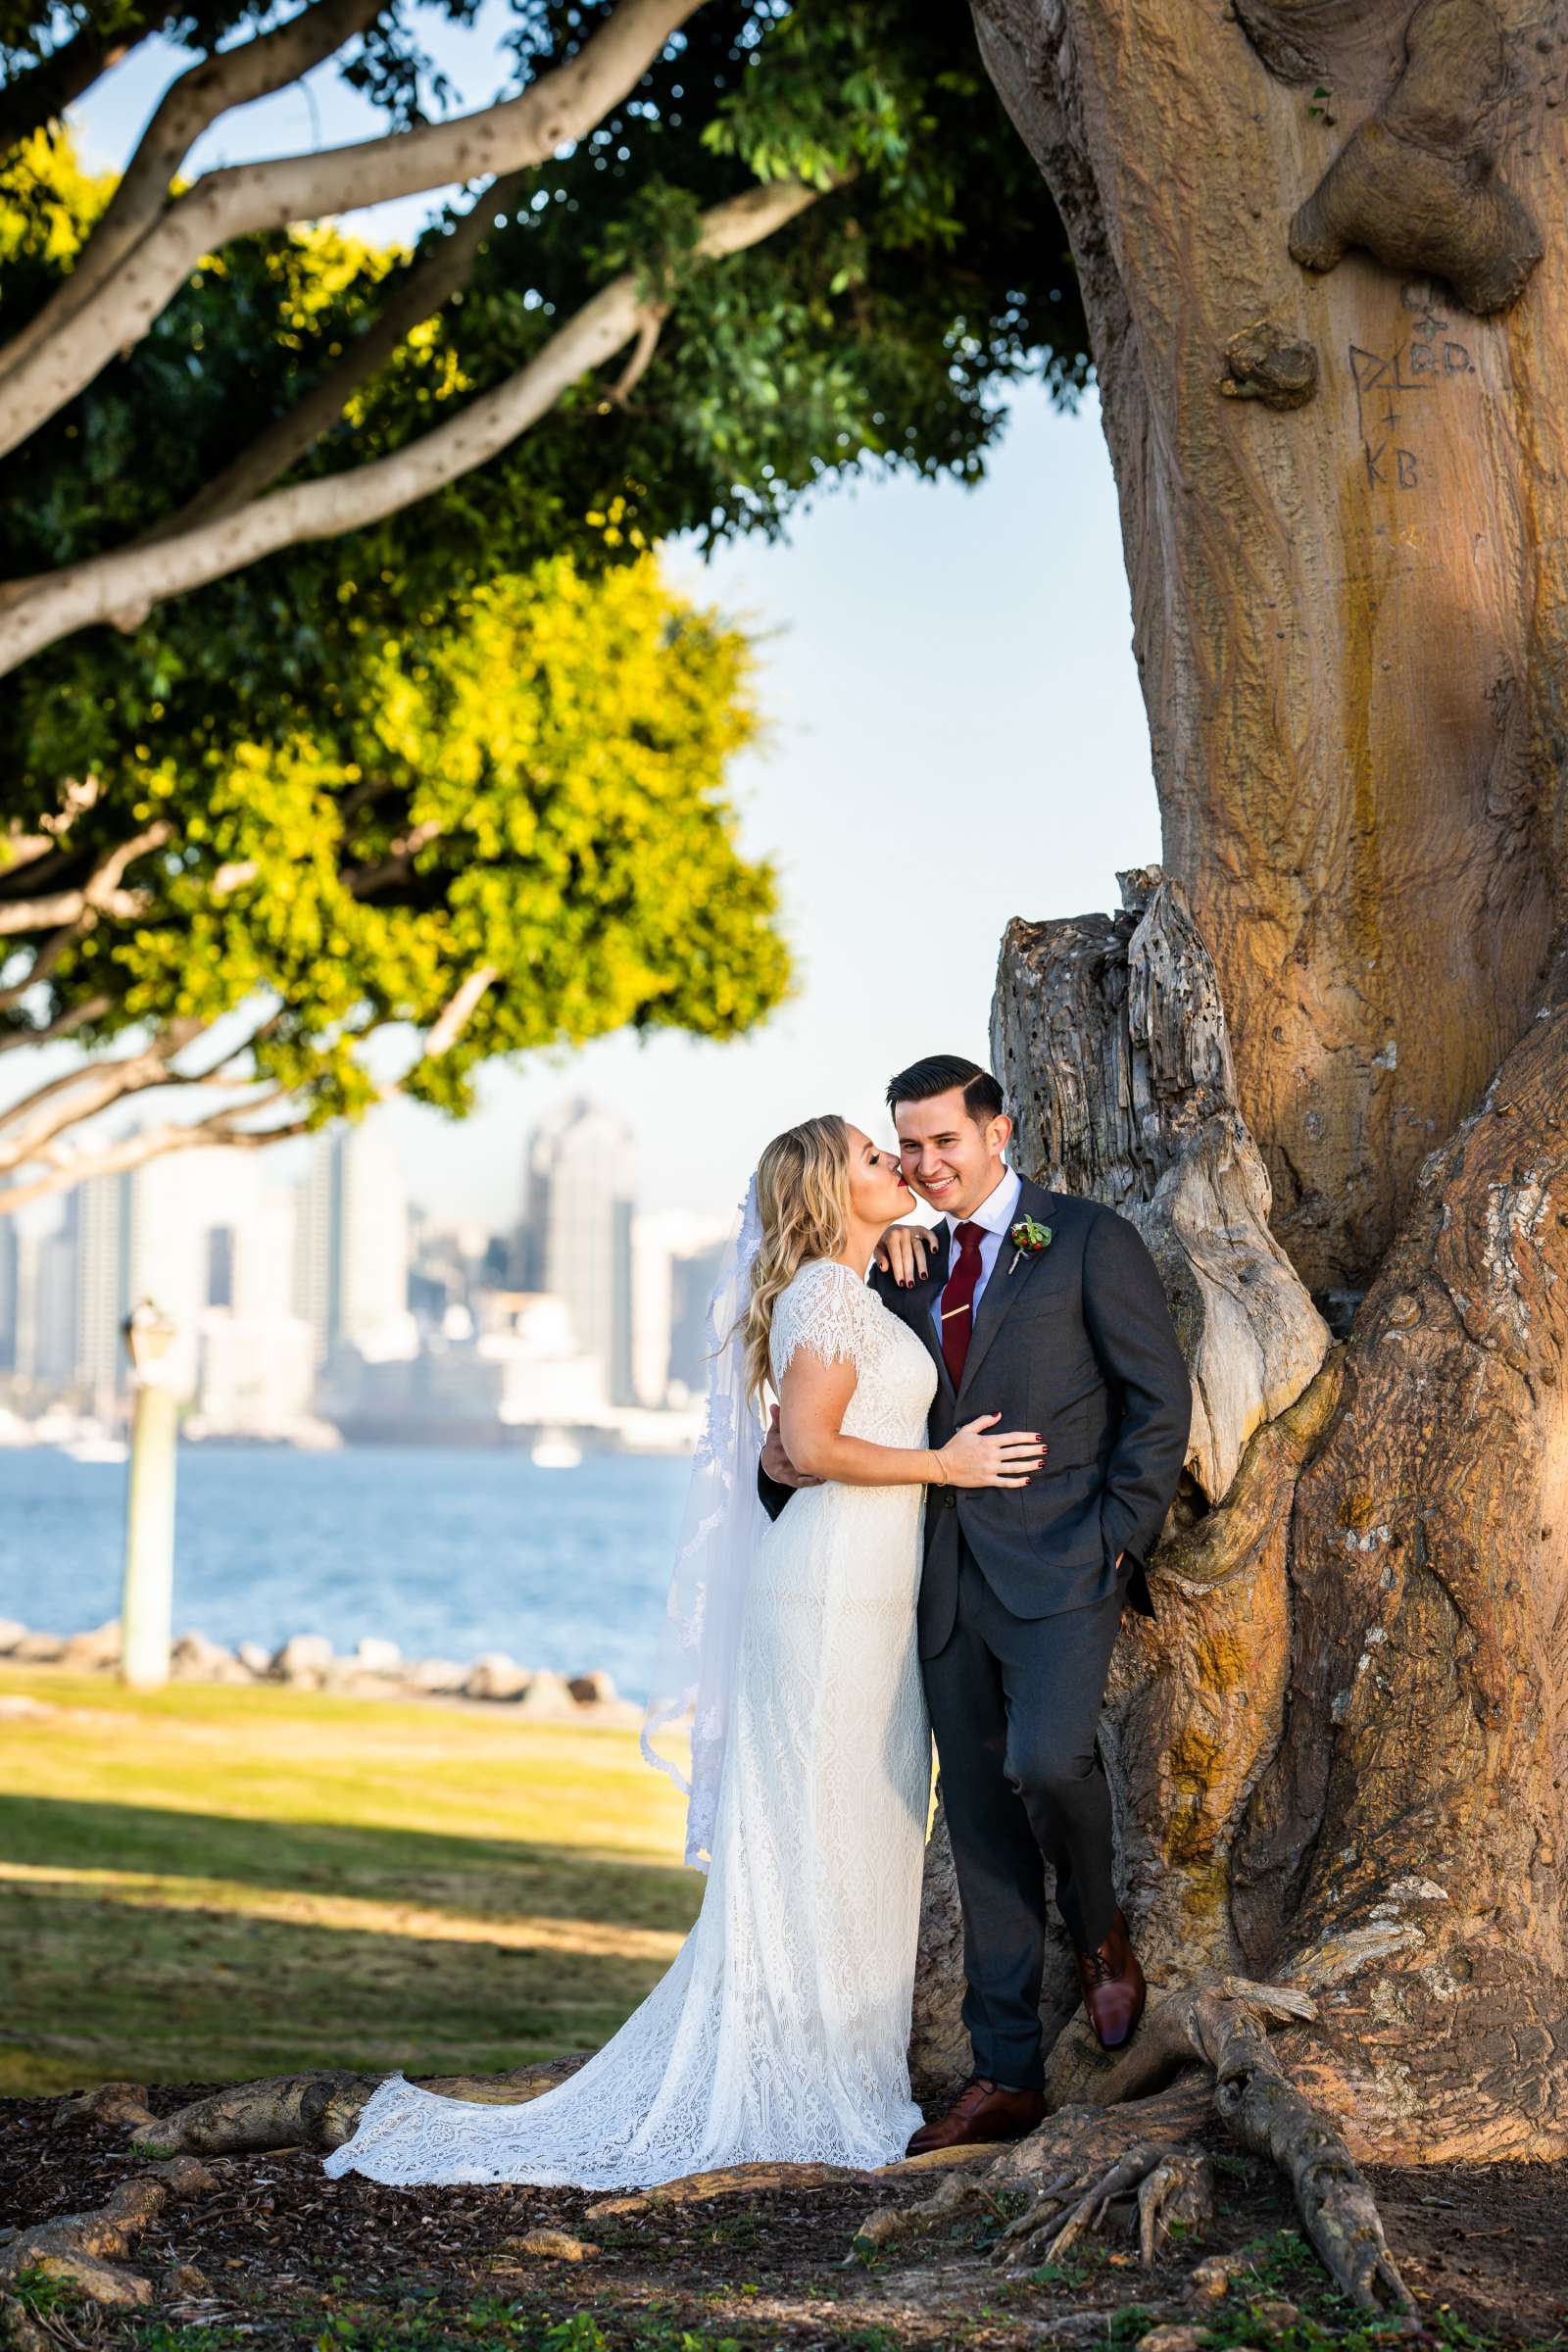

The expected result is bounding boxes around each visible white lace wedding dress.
[321,1257,937,2189]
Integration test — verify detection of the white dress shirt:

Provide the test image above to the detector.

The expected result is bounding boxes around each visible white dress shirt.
[930,1164,1023,1337]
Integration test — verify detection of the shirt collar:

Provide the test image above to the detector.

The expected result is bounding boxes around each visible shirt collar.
[946,1164,1021,1241]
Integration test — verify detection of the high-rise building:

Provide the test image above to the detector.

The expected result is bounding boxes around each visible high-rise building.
[667,1234,731,1401]
[521,1098,635,1405]
[631,1210,734,1408]
[296,1121,414,1370]
[0,1214,17,1375]
[9,1149,298,1406]
[74,1169,133,1409]
[25,1195,78,1387]
[124,1155,208,1398]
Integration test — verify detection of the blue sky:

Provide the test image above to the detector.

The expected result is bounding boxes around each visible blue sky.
[62,8,1159,1230]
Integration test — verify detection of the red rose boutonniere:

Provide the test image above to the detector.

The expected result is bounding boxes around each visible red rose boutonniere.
[1006,1216,1053,1276]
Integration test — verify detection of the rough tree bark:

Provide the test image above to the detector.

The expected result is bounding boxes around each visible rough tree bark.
[970,0,1567,1294]
[901,0,1568,2194]
[897,860,1564,2303]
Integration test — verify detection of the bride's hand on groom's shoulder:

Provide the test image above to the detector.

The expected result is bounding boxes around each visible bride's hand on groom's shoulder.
[761,1403,824,1489]
[874,1221,938,1288]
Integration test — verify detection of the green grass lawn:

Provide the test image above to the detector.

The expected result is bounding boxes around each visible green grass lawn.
[0,1664,700,2096]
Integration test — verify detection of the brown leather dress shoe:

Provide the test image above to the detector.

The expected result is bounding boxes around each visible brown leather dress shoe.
[1074,1906,1147,2050]
[904,2076,1046,2157]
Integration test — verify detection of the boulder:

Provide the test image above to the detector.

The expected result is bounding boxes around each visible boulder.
[172,1631,235,1680]
[272,1633,334,1683]
[516,1669,577,1719]
[354,1636,402,1674]
[0,1620,28,1654]
[406,1657,466,1693]
[337,1671,405,1696]
[567,1670,617,1705]
[60,1619,121,1671]
[235,1640,272,1677]
[10,1632,65,1662]
[464,1652,529,1701]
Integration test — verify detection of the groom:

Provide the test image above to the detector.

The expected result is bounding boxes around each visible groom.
[760,1055,1191,2153]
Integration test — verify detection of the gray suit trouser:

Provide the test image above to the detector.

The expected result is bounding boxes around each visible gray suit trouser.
[921,1538,1125,2093]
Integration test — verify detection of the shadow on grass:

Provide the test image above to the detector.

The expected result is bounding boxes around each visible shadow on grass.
[0,1793,702,2092]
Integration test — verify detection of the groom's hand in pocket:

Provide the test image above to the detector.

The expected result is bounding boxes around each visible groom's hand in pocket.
[762,1403,824,1489]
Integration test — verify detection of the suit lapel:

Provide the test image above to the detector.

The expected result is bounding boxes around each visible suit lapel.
[956,1172,1057,1404]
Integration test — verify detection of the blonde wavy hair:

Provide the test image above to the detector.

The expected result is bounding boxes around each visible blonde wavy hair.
[740,1114,852,1404]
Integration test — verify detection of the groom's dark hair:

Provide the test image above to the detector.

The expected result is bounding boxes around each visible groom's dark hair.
[886,1054,1004,1123]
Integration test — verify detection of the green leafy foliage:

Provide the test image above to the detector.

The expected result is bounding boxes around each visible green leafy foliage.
[0,3,1088,794]
[0,2,1089,1159]
[2,553,788,1118]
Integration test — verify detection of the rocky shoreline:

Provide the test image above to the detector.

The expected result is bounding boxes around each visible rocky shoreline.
[0,1617,641,1722]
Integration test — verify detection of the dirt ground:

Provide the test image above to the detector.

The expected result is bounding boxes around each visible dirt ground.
[2,2080,1565,2351]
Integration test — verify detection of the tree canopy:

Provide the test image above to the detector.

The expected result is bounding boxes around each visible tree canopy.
[0,1,1088,692]
[0,0,1089,1203]
[0,549,785,1209]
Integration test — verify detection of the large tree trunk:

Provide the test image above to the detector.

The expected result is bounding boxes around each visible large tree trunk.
[971,0,1567,1294]
[908,0,1568,2173]
[912,874,1568,2163]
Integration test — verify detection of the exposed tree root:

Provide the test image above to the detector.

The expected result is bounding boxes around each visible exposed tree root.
[114,1996,1408,2312]
[0,2156,216,2306]
[130,2056,586,2158]
[1194,2003,1412,2314]
[584,2162,872,2222]
[858,1982,1414,2313]
[852,2078,1212,2259]
[993,2140,1214,2270]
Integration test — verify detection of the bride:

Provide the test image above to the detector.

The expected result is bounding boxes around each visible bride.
[322,1114,1045,2190]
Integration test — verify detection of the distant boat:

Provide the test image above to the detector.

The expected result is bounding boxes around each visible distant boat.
[65,1435,130,1464]
[531,1427,582,1470]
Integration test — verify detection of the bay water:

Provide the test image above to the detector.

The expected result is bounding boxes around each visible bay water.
[0,1445,692,1701]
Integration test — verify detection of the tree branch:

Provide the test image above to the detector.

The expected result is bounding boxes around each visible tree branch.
[419,962,497,1058]
[0,0,392,405]
[0,1015,205,1174]
[0,960,496,1211]
[0,176,826,674]
[135,172,529,544]
[0,819,172,934]
[0,0,709,461]
[0,990,113,1048]
[606,305,667,406]
[0,921,91,1009]
[0,1094,316,1214]
[1,779,106,886]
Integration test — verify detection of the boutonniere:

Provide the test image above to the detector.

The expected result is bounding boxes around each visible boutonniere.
[1007,1216,1053,1275]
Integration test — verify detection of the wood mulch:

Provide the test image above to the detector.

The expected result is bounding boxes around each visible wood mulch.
[2,2081,1565,2350]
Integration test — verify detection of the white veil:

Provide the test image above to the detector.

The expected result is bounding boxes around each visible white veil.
[640,1176,766,1871]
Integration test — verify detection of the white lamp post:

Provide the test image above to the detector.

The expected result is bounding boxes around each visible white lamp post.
[121,1298,179,1690]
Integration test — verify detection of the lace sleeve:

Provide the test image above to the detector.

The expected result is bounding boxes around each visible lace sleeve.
[769,1261,871,1390]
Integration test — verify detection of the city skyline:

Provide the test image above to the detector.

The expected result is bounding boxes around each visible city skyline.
[0,1092,735,1443]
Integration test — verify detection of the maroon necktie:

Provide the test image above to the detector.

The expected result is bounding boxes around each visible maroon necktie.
[940,1220,985,1388]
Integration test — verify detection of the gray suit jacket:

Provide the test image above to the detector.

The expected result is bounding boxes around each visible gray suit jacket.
[760,1174,1193,1659]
